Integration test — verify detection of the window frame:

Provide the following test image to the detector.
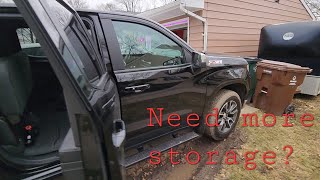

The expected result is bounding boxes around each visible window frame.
[81,17,100,54]
[37,0,104,98]
[99,14,195,73]
[80,13,114,71]
[66,22,100,83]
[45,0,110,85]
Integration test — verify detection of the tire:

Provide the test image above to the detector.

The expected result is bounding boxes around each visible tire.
[284,104,295,114]
[204,89,242,141]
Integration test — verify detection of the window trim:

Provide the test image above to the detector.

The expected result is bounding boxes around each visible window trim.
[114,63,192,74]
[81,17,100,54]
[69,22,100,82]
[111,20,188,72]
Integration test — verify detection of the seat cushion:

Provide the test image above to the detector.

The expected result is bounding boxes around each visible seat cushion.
[0,52,32,116]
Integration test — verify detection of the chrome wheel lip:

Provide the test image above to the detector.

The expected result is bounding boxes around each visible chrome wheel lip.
[217,100,239,133]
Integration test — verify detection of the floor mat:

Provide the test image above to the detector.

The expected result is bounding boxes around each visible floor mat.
[23,110,69,156]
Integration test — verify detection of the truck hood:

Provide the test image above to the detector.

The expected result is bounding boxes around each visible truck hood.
[201,53,248,67]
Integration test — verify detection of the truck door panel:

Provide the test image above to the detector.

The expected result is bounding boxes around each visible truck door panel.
[100,17,207,148]
[13,0,124,179]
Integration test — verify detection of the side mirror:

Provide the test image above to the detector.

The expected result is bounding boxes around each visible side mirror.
[192,52,201,66]
[192,51,200,59]
[192,51,207,67]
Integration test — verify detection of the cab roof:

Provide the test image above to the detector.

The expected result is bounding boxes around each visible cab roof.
[0,3,140,18]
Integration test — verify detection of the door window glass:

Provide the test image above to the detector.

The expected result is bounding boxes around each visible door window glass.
[112,21,184,70]
[17,28,46,57]
[17,28,37,45]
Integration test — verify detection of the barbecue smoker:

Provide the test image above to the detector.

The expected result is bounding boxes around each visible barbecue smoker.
[258,21,320,96]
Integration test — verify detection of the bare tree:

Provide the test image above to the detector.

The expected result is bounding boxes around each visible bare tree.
[66,0,88,9]
[116,0,142,13]
[97,3,117,11]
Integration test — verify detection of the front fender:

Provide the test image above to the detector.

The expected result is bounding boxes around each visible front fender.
[203,66,250,104]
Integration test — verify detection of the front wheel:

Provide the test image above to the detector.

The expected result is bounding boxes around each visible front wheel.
[204,90,242,141]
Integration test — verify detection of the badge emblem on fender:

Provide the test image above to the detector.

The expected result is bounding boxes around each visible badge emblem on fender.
[283,32,294,41]
[208,60,223,66]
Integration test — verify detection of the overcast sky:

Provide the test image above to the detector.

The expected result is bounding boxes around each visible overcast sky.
[89,0,112,8]
[2,0,169,12]
[86,0,165,11]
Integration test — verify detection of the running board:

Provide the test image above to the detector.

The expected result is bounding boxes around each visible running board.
[124,131,200,167]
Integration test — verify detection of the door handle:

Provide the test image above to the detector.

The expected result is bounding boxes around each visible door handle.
[125,84,150,93]
[112,119,126,148]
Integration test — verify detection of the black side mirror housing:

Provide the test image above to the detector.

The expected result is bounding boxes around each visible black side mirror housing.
[192,51,204,67]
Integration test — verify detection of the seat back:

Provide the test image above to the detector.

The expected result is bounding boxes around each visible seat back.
[0,52,32,120]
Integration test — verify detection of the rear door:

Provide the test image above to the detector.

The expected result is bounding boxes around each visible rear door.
[13,0,124,179]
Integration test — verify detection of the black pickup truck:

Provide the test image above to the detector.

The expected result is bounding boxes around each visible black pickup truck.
[0,0,249,179]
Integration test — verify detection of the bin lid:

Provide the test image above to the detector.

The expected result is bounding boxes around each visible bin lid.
[257,60,312,73]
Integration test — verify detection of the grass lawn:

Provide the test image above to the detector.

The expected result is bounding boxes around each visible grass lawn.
[215,95,320,180]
